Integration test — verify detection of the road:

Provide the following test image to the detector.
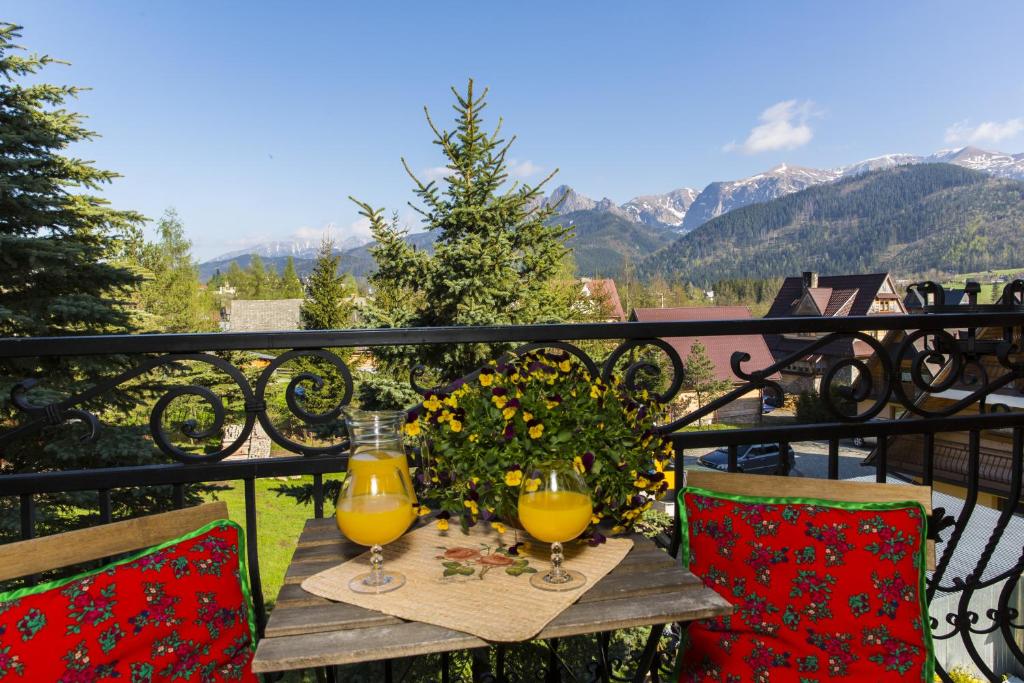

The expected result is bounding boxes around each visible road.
[677,438,877,481]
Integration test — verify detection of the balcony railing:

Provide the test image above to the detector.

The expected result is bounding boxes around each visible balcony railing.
[1,309,1023,681]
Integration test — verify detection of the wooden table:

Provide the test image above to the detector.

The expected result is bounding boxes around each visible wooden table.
[252,518,732,679]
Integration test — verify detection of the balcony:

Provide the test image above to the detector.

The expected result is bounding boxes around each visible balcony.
[1,309,1023,681]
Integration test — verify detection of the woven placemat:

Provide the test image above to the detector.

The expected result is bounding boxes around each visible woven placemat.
[301,523,633,642]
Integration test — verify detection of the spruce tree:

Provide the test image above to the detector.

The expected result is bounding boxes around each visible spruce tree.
[280,255,304,298]
[352,80,570,382]
[683,340,733,414]
[0,24,199,539]
[225,261,247,296]
[300,238,353,329]
[247,254,268,298]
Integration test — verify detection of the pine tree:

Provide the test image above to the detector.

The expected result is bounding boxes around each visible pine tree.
[352,80,570,383]
[247,255,268,299]
[137,209,215,332]
[225,261,247,297]
[683,340,733,414]
[0,24,201,540]
[280,256,304,298]
[300,238,353,329]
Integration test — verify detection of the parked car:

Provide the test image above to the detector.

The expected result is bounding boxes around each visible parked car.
[851,417,886,447]
[698,443,797,475]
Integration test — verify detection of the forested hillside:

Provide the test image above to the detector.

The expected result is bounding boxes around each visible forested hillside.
[641,164,1024,283]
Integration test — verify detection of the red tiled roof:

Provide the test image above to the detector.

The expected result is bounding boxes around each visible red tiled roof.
[824,288,859,316]
[584,278,625,321]
[766,273,892,318]
[630,306,780,383]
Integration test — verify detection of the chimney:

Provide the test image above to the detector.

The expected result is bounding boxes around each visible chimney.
[802,271,819,290]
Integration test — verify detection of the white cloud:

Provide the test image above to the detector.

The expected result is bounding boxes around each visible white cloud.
[508,158,542,178]
[421,166,450,182]
[725,100,818,154]
[945,117,1024,146]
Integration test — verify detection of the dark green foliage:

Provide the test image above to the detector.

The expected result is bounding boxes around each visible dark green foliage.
[642,164,1024,282]
[300,238,355,330]
[279,256,304,298]
[0,24,203,541]
[683,340,732,410]
[551,209,666,277]
[794,387,854,423]
[135,209,215,332]
[352,80,571,384]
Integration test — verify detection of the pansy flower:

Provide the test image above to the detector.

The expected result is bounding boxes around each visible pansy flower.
[478,368,494,386]
[527,419,544,440]
[422,393,443,412]
[504,467,524,487]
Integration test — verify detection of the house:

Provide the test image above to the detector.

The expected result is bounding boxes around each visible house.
[764,271,908,392]
[579,278,625,322]
[222,299,303,332]
[903,287,969,311]
[630,306,779,424]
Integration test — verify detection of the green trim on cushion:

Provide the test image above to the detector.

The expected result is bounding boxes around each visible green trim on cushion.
[677,484,935,683]
[0,519,258,648]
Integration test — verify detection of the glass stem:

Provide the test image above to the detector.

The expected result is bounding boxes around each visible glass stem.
[370,544,384,585]
[549,541,567,582]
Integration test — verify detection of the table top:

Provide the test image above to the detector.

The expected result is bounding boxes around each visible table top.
[252,518,732,673]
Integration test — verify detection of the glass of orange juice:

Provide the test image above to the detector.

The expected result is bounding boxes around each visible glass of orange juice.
[518,460,593,591]
[335,466,413,594]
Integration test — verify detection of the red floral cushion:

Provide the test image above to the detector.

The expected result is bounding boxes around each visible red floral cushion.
[0,520,257,682]
[677,486,933,682]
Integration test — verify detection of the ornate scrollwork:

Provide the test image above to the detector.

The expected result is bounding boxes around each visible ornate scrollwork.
[600,338,684,404]
[2,349,355,463]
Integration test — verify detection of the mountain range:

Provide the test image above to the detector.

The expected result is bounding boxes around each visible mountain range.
[200,145,1024,282]
[640,163,1024,283]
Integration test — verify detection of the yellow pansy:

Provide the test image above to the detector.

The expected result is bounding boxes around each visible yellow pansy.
[491,522,506,535]
[611,525,625,534]
[423,395,442,412]
[464,499,479,515]
[436,518,449,531]
[591,513,603,524]
[502,406,517,421]
[510,372,521,383]
[478,372,493,386]
[468,433,479,442]
[633,476,650,488]
[528,422,544,439]
[415,505,431,517]
[444,395,458,408]
[558,360,571,373]
[654,459,665,473]
[524,477,541,493]
[403,421,421,437]
[449,419,463,432]
[572,456,585,475]
[546,399,560,409]
[590,384,603,399]
[521,411,533,423]
[492,394,508,409]
[504,470,524,487]
[438,409,452,423]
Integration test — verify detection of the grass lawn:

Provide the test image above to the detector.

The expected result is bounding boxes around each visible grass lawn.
[203,474,343,608]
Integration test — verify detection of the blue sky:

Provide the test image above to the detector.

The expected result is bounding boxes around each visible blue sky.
[8,1,1024,259]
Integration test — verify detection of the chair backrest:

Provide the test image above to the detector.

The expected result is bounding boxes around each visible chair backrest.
[0,501,228,583]
[685,471,935,570]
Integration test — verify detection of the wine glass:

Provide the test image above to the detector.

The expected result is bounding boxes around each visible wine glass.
[517,460,593,591]
[335,466,414,594]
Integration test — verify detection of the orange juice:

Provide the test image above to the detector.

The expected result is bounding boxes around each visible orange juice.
[336,494,413,546]
[518,491,593,543]
[349,449,415,500]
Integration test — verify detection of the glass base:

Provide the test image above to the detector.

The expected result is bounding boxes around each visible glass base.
[530,569,586,592]
[349,571,406,594]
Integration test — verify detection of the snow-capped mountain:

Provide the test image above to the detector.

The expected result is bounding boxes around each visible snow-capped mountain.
[621,187,699,229]
[681,163,840,232]
[543,185,632,220]
[213,234,371,262]
[926,146,1024,180]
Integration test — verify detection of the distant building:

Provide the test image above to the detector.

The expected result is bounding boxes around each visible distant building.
[579,278,625,322]
[765,271,907,392]
[630,306,779,424]
[222,299,303,332]
[903,287,968,311]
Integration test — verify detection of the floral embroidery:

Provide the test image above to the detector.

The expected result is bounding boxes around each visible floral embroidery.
[0,523,256,682]
[804,521,854,566]
[872,570,915,620]
[678,491,930,681]
[435,543,538,579]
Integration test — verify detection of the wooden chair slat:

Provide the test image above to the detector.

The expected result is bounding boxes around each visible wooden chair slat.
[0,502,228,582]
[683,470,935,570]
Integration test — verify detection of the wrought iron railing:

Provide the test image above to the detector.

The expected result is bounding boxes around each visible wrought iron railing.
[1,300,1023,681]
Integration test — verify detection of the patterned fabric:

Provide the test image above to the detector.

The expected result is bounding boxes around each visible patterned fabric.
[677,487,933,682]
[0,520,257,682]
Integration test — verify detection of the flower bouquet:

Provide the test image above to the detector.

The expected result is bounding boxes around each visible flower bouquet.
[405,349,674,539]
